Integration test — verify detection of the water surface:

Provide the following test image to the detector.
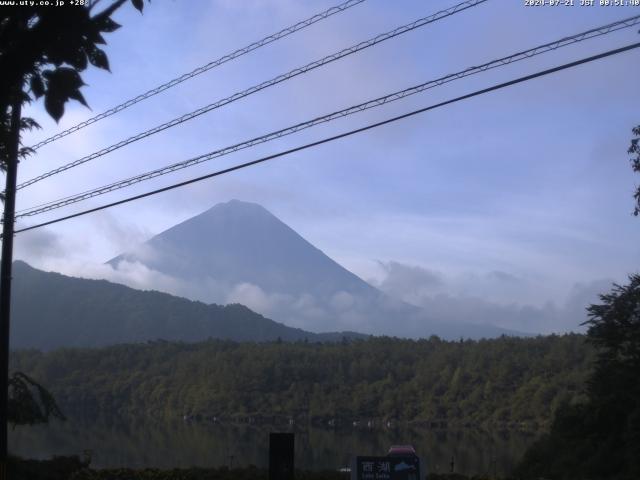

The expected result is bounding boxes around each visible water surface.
[10,417,537,476]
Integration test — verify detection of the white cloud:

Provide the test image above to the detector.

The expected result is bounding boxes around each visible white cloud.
[329,291,355,311]
[93,211,153,256]
[226,282,279,313]
[373,259,617,334]
[14,228,65,261]
[376,261,444,305]
[101,259,186,294]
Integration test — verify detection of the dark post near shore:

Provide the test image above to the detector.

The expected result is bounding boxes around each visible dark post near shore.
[269,432,294,480]
[0,97,22,480]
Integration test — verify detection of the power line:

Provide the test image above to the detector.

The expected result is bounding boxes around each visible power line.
[27,0,368,151]
[16,0,487,191]
[15,14,640,219]
[13,42,640,235]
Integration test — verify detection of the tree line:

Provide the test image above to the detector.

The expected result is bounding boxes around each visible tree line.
[11,334,592,430]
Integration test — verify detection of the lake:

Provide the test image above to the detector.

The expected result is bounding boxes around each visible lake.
[9,417,538,476]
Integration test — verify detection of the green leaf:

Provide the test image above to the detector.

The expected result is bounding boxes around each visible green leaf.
[30,74,44,98]
[20,117,41,132]
[131,0,144,12]
[97,16,121,33]
[68,89,89,108]
[44,94,65,122]
[85,25,107,45]
[18,146,36,160]
[88,46,110,71]
[49,67,86,90]
[43,67,89,121]
[68,47,88,71]
[8,372,65,427]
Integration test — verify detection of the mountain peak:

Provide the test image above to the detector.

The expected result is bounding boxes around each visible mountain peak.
[109,200,373,301]
[162,200,277,237]
[215,198,265,209]
[108,200,521,339]
[204,199,270,216]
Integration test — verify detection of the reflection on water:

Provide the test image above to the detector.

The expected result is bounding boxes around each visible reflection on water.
[9,417,538,476]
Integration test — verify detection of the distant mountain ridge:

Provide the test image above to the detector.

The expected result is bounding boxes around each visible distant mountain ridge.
[108,200,523,339]
[10,261,365,350]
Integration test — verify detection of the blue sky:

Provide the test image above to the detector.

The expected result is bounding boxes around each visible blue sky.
[13,0,640,333]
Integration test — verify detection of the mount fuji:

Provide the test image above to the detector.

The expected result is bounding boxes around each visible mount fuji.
[109,200,520,339]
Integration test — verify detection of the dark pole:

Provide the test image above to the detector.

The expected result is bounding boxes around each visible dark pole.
[0,97,22,480]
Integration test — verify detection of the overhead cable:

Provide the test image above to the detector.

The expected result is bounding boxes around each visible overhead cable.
[16,14,640,218]
[17,0,487,191]
[27,0,369,151]
[13,41,640,235]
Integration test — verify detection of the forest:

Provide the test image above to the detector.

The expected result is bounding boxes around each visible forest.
[11,334,592,429]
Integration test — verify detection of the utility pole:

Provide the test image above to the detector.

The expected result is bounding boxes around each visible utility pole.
[0,97,22,480]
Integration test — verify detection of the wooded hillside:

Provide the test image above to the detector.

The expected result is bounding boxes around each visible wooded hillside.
[11,335,592,429]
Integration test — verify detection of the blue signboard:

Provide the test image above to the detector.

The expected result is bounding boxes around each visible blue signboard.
[353,456,421,480]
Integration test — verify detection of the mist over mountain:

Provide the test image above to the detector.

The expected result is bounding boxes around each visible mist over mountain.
[109,200,521,339]
[10,261,364,350]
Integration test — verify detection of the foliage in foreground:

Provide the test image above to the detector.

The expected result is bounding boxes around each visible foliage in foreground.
[70,469,502,480]
[1,0,148,177]
[515,275,640,480]
[8,456,507,480]
[12,334,592,428]
[8,455,86,480]
[8,371,64,427]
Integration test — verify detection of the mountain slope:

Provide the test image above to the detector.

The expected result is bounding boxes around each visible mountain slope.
[108,200,522,339]
[109,200,377,299]
[10,261,363,350]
